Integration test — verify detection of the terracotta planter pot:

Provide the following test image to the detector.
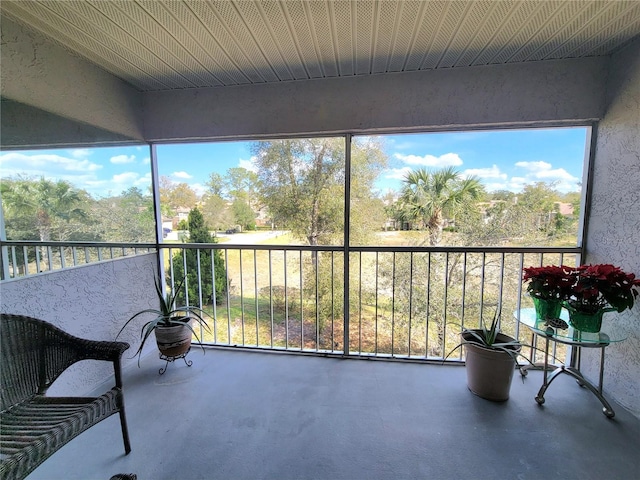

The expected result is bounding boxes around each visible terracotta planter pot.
[155,320,193,358]
[462,330,521,401]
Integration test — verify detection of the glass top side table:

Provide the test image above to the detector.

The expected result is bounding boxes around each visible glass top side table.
[516,308,627,418]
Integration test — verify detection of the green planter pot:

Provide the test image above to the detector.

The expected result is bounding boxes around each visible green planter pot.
[565,304,615,333]
[531,296,563,322]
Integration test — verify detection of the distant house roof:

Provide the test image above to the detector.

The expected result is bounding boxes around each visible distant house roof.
[555,202,575,215]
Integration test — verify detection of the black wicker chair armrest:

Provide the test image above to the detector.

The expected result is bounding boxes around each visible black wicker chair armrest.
[72,338,131,362]
[58,336,130,389]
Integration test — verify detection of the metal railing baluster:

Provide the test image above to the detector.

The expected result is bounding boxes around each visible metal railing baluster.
[358,251,363,355]
[315,250,319,351]
[10,246,17,278]
[425,252,431,357]
[211,250,218,344]
[239,249,245,346]
[459,252,468,360]
[408,252,414,357]
[254,249,259,347]
[196,249,203,340]
[46,246,53,272]
[22,246,29,276]
[225,249,231,345]
[391,251,396,357]
[331,251,335,352]
[284,250,289,349]
[269,250,274,348]
[300,250,304,351]
[375,251,379,356]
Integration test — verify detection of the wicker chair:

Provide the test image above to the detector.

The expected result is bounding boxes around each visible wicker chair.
[0,314,132,480]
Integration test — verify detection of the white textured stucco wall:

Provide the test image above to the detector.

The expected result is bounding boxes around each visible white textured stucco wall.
[583,38,640,418]
[0,254,159,395]
[1,98,138,148]
[0,17,143,141]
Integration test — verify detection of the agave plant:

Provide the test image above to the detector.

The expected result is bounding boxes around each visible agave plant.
[116,275,212,364]
[445,308,529,367]
[445,309,534,400]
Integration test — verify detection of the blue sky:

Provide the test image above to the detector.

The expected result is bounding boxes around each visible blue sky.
[0,127,587,199]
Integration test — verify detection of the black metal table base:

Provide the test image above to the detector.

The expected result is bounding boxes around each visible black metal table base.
[158,348,192,375]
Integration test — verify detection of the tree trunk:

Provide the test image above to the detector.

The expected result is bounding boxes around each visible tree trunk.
[427,210,443,246]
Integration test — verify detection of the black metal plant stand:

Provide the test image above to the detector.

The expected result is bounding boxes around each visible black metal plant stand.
[158,347,192,375]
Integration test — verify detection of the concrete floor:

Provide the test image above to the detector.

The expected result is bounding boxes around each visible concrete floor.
[28,348,640,480]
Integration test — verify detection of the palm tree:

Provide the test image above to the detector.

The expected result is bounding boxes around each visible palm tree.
[2,177,88,241]
[2,177,89,270]
[400,167,483,245]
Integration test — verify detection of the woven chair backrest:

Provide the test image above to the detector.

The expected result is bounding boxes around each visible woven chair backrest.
[1,314,82,411]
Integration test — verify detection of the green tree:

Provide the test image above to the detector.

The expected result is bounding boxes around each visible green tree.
[224,167,258,201]
[232,198,256,230]
[171,208,226,305]
[516,182,560,234]
[1,176,92,241]
[176,219,189,231]
[205,172,225,197]
[252,137,387,246]
[562,191,581,218]
[490,190,516,202]
[253,138,344,246]
[399,167,484,245]
[91,187,154,242]
[201,193,233,232]
[170,183,198,209]
[224,167,259,229]
[349,137,388,244]
[159,177,198,215]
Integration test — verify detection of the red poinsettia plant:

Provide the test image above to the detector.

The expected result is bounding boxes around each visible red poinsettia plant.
[568,264,640,313]
[522,265,575,301]
[524,263,640,314]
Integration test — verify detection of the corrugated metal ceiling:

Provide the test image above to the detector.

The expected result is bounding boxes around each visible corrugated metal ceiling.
[2,0,639,92]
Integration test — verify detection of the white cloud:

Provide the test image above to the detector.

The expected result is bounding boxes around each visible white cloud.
[172,171,193,179]
[384,167,413,180]
[70,148,92,159]
[484,182,508,191]
[532,168,576,181]
[515,161,552,171]
[484,161,581,193]
[110,154,136,164]
[515,160,579,186]
[81,172,150,197]
[238,157,258,172]
[112,172,139,184]
[0,152,102,176]
[190,183,208,197]
[462,164,507,180]
[134,172,152,187]
[0,150,153,199]
[142,157,150,165]
[394,152,463,167]
[509,178,530,191]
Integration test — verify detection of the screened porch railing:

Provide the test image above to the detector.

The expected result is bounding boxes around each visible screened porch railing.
[1,240,580,363]
[161,243,580,363]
